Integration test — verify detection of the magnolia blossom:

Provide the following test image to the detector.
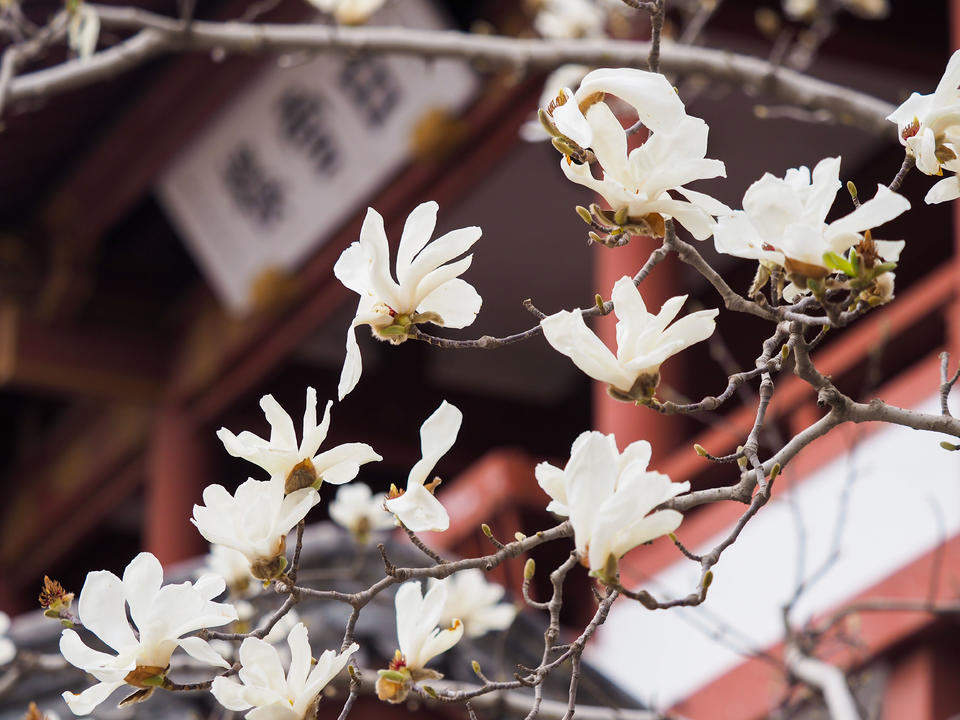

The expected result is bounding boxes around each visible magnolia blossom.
[713,157,910,294]
[334,202,482,399]
[532,0,606,39]
[783,0,888,20]
[218,387,381,494]
[192,478,319,580]
[329,483,394,541]
[0,612,14,666]
[536,432,653,516]
[888,49,960,203]
[541,432,689,578]
[376,580,463,703]
[429,570,517,638]
[541,276,717,400]
[60,553,236,715]
[305,0,384,24]
[212,623,357,720]
[384,401,462,532]
[202,545,256,596]
[542,68,728,240]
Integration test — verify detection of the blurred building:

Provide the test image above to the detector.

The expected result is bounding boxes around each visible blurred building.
[0,0,957,717]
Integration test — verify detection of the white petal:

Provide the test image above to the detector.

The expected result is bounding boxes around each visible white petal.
[407,401,462,488]
[386,484,449,532]
[925,175,960,204]
[396,201,439,284]
[338,315,364,401]
[77,571,137,653]
[62,680,125,716]
[576,68,685,134]
[417,278,482,329]
[210,676,255,712]
[540,309,634,392]
[179,637,231,669]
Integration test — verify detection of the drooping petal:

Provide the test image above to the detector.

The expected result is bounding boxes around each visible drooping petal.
[260,395,298,452]
[338,312,364,401]
[62,680,125,716]
[179,636,232,669]
[576,68,685,135]
[541,309,633,391]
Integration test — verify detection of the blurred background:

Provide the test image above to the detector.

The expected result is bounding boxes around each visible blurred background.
[0,0,957,717]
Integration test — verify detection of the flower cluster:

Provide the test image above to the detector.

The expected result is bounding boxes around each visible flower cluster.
[714,156,909,300]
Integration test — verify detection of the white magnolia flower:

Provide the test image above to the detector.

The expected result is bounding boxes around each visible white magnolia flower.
[192,478,320,580]
[334,202,482,400]
[0,612,14,666]
[203,545,256,596]
[394,581,463,670]
[429,570,516,638]
[67,4,99,61]
[784,0,888,21]
[218,387,381,493]
[888,49,960,203]
[545,432,689,578]
[330,483,394,541]
[536,432,653,517]
[305,0,384,24]
[713,157,910,291]
[541,276,718,400]
[60,553,237,716]
[212,623,357,720]
[384,401,462,532]
[543,68,728,240]
[532,0,606,39]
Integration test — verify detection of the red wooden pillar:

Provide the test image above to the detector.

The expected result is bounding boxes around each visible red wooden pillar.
[145,405,210,564]
[592,237,686,465]
[883,640,960,720]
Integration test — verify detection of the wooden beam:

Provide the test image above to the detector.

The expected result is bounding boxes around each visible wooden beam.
[0,304,166,401]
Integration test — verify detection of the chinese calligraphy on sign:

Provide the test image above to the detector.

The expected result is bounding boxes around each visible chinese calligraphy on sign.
[157,0,478,313]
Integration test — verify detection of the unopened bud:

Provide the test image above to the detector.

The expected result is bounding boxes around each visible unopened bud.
[514,532,526,542]
[575,206,593,224]
[471,660,482,676]
[769,463,781,481]
[846,180,858,202]
[736,446,748,469]
[595,294,605,312]
[940,441,960,451]
[781,344,790,359]
[668,532,677,543]
[481,523,493,538]
[613,207,629,226]
[694,444,708,457]
[423,685,438,699]
[702,570,714,590]
[524,558,536,580]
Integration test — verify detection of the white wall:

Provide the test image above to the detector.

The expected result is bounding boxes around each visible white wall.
[585,394,960,709]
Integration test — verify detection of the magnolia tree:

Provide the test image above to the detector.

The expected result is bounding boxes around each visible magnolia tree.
[3,0,960,719]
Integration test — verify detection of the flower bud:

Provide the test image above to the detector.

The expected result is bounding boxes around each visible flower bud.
[471,660,482,677]
[693,444,708,457]
[523,558,536,580]
[481,523,493,538]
